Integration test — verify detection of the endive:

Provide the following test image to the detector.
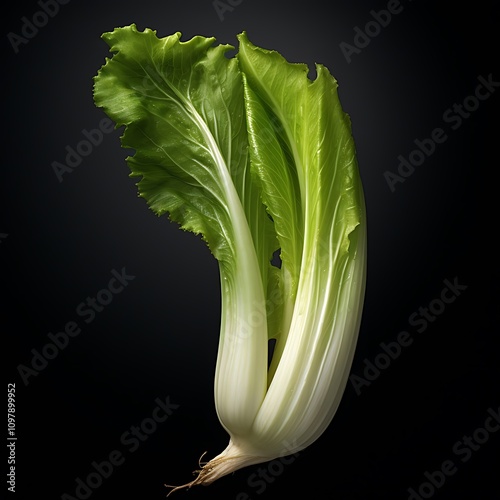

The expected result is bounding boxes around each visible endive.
[93,25,366,491]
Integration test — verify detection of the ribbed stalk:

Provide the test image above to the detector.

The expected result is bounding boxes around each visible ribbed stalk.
[213,199,269,436]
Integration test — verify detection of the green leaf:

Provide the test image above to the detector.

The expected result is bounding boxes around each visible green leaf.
[237,32,366,385]
[94,25,277,271]
[94,25,274,433]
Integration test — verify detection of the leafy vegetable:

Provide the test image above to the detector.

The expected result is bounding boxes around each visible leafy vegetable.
[93,25,366,492]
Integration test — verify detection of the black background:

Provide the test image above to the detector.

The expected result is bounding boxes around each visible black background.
[3,1,499,499]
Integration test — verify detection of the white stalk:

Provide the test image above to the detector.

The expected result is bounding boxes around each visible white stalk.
[251,220,366,452]
[167,222,365,496]
[192,100,270,437]
[215,242,268,436]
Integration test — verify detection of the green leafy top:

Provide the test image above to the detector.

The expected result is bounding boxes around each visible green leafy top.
[94,25,277,280]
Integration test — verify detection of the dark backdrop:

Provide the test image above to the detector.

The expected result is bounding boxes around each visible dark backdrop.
[3,1,498,499]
